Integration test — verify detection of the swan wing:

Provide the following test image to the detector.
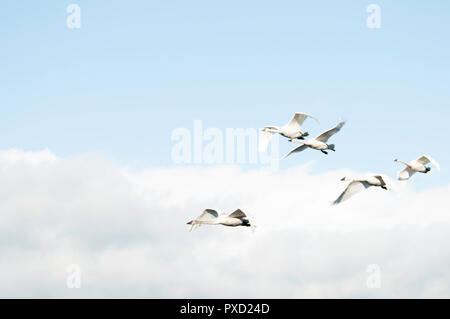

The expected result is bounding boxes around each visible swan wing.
[282,144,309,159]
[398,166,416,180]
[197,209,219,221]
[332,180,371,205]
[374,174,395,190]
[188,209,219,231]
[228,209,247,218]
[373,175,387,187]
[416,155,440,171]
[259,130,274,152]
[284,112,319,131]
[316,121,346,142]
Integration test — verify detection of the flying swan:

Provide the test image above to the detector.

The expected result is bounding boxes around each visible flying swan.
[187,209,252,231]
[332,174,391,205]
[283,121,346,159]
[394,155,440,180]
[259,112,319,152]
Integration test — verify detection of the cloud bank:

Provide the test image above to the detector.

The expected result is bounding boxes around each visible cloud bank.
[0,149,449,298]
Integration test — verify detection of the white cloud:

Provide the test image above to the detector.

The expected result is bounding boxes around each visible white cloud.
[0,149,449,298]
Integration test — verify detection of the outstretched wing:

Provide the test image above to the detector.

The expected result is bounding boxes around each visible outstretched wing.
[376,174,400,191]
[374,174,395,190]
[259,130,274,152]
[332,180,371,205]
[282,144,309,159]
[228,209,246,218]
[197,209,219,220]
[189,209,219,231]
[316,121,346,142]
[398,166,416,181]
[373,175,387,187]
[415,155,440,171]
[284,112,319,131]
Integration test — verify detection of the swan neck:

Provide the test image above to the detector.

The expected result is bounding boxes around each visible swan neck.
[194,220,217,225]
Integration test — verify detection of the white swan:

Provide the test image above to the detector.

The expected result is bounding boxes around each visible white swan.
[332,174,391,205]
[394,155,440,180]
[283,121,346,159]
[259,112,319,152]
[187,209,252,231]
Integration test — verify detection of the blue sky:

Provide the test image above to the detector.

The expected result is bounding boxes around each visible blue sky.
[1,0,449,187]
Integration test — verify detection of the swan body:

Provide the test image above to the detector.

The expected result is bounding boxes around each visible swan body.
[259,112,319,152]
[283,121,345,159]
[187,209,251,231]
[394,155,440,180]
[332,174,390,205]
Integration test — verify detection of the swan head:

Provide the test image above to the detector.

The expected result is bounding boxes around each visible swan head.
[327,144,336,151]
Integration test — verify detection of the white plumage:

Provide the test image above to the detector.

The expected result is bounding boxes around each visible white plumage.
[187,209,253,231]
[332,174,392,205]
[283,121,346,159]
[394,155,440,180]
[259,112,319,152]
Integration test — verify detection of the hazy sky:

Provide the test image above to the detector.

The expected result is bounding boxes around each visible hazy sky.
[0,1,449,297]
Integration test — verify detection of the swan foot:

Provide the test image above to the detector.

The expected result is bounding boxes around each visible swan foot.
[321,150,328,155]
